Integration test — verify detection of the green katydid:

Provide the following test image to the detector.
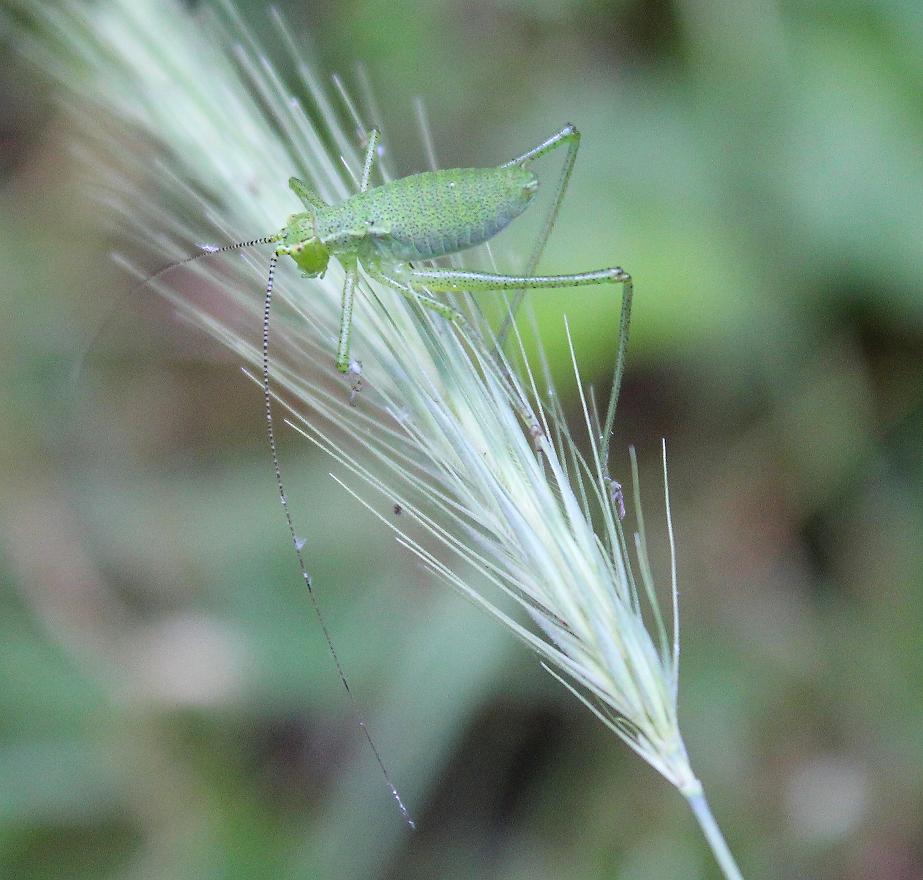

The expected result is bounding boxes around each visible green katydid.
[271,124,631,376]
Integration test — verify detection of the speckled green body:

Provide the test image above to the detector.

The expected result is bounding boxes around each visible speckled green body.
[270,124,630,379]
[280,165,539,270]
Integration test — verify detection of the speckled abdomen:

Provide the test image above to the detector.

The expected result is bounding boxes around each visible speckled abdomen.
[350,165,539,263]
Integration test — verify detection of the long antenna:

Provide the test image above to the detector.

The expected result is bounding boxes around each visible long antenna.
[74,236,279,385]
[260,254,415,829]
[139,236,281,290]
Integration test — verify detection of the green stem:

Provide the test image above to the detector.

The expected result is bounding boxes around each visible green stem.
[684,784,744,880]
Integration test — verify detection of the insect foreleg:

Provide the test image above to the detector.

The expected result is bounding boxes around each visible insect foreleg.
[497,124,581,344]
[335,263,360,373]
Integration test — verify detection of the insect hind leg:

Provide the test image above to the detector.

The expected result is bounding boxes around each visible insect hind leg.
[497,124,581,345]
[500,123,580,168]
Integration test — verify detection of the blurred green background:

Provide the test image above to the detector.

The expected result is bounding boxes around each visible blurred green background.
[2,0,923,877]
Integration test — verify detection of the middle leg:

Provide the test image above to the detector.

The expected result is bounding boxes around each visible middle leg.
[497,124,581,343]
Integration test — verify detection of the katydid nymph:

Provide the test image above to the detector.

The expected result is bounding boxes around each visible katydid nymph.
[271,124,632,376]
[139,123,633,828]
